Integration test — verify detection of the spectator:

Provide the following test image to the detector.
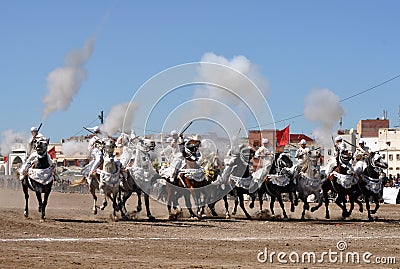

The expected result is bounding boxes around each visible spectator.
[383,173,391,187]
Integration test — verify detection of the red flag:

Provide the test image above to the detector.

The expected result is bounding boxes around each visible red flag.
[276,125,290,147]
[48,146,56,159]
[4,156,8,163]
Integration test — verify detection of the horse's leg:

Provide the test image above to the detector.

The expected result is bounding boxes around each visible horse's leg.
[35,191,43,214]
[364,194,373,221]
[335,195,349,219]
[370,194,380,215]
[310,192,323,213]
[322,183,331,219]
[144,192,155,221]
[269,196,276,216]
[232,191,239,215]
[223,195,230,219]
[183,191,197,220]
[119,190,132,218]
[90,181,98,214]
[258,190,264,212]
[238,192,252,220]
[166,184,174,219]
[301,201,307,220]
[41,189,51,220]
[249,193,256,209]
[100,191,108,210]
[276,194,289,220]
[136,189,143,212]
[22,181,29,218]
[289,192,296,213]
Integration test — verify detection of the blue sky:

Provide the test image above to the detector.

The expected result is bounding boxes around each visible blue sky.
[1,1,400,147]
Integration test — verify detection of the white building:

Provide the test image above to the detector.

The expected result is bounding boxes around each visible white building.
[378,128,400,176]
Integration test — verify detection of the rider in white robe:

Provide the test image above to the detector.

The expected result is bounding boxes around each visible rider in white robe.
[88,126,104,175]
[353,140,370,175]
[253,138,274,181]
[294,139,309,173]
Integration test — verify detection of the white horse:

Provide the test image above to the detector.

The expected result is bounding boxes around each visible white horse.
[118,137,157,220]
[71,137,121,219]
[96,138,121,220]
[293,148,325,219]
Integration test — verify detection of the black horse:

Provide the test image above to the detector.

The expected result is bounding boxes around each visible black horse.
[355,151,388,220]
[20,137,56,220]
[215,146,256,220]
[250,152,296,220]
[322,149,362,219]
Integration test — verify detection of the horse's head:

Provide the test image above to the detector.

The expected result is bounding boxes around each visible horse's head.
[368,151,388,171]
[338,149,353,165]
[139,138,156,152]
[103,138,116,156]
[239,146,255,165]
[35,137,49,156]
[183,138,201,161]
[275,152,293,169]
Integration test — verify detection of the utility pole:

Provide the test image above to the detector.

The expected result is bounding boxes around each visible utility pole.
[98,110,104,124]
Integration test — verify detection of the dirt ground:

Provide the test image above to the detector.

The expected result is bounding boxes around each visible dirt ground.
[0,188,399,269]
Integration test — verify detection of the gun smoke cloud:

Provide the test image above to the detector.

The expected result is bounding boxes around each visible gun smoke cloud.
[0,130,27,156]
[304,88,345,146]
[101,102,138,136]
[42,37,95,120]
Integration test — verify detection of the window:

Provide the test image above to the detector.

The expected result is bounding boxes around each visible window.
[253,140,260,148]
[389,154,393,161]
[382,154,386,160]
[389,167,393,170]
[397,154,400,161]
[396,167,400,170]
[328,149,332,156]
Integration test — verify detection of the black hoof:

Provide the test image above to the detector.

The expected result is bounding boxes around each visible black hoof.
[148,215,156,221]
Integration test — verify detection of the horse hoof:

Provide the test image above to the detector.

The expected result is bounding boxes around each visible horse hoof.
[209,208,218,217]
[325,215,330,220]
[169,214,177,220]
[231,211,236,216]
[38,207,42,213]
[137,206,142,212]
[249,203,254,209]
[225,213,230,219]
[148,215,156,221]
[190,216,199,221]
[370,210,377,214]
[24,211,28,218]
[283,217,289,221]
[310,207,316,212]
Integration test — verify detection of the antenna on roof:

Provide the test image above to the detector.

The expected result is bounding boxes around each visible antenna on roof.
[396,105,400,127]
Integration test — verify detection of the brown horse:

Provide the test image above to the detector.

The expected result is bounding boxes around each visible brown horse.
[166,138,211,220]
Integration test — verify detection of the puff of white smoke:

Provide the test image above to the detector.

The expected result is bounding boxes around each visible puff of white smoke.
[178,53,269,135]
[304,88,345,146]
[42,37,95,120]
[61,140,89,157]
[0,130,28,156]
[101,102,138,136]
[197,53,269,105]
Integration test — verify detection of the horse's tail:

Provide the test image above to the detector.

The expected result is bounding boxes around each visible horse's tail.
[70,176,87,187]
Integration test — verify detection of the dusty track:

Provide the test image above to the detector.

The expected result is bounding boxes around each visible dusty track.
[0,188,399,268]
